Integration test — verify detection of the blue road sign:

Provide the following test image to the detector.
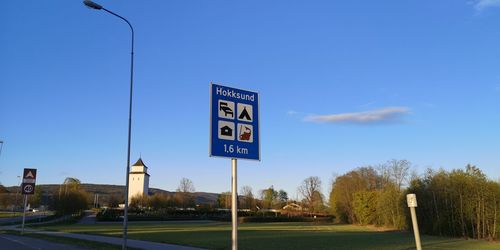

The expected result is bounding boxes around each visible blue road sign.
[210,83,260,160]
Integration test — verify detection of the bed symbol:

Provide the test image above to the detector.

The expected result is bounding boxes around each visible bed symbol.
[219,101,234,118]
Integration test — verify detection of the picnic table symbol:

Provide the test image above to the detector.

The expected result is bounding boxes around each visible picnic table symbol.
[239,125,252,141]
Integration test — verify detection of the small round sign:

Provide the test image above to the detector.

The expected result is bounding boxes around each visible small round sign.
[23,184,34,193]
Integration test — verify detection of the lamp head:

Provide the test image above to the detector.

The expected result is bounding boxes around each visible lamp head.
[83,0,103,10]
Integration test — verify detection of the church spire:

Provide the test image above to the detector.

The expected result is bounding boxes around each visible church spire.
[132,157,146,167]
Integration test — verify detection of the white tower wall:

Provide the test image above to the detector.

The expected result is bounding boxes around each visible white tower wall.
[127,158,150,205]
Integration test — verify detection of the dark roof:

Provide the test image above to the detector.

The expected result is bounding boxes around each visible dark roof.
[130,172,150,176]
[132,158,147,168]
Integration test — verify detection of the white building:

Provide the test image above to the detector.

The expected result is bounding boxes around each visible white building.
[128,158,150,204]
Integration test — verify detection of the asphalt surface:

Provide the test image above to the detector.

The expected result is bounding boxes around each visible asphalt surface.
[0,233,91,250]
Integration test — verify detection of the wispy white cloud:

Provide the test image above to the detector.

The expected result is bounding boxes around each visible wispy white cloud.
[304,107,410,124]
[474,0,500,11]
[287,110,299,116]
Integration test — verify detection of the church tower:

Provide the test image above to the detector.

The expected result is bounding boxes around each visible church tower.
[128,158,150,204]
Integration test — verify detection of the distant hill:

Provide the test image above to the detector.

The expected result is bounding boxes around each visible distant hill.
[4,184,219,206]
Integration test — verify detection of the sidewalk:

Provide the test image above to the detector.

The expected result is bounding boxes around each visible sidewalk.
[2,225,205,250]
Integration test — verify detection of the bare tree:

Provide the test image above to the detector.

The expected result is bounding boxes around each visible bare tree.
[240,185,255,210]
[298,176,323,212]
[387,159,411,190]
[177,178,195,193]
[176,178,195,208]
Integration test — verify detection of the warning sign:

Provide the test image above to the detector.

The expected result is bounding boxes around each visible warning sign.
[21,168,37,195]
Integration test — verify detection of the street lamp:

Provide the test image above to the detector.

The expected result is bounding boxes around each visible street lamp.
[83,1,135,249]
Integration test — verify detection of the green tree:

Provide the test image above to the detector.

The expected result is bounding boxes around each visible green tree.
[261,186,278,209]
[218,191,231,209]
[353,190,377,225]
[52,177,89,215]
[278,189,288,208]
[28,185,42,208]
[406,165,500,239]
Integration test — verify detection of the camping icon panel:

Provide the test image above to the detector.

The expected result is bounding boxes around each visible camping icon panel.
[237,103,253,122]
[237,124,253,143]
[218,121,235,141]
[218,100,235,119]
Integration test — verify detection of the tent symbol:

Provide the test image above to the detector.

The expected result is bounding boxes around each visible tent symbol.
[238,107,251,121]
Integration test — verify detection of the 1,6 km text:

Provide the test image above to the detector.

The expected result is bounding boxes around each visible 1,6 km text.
[224,144,248,154]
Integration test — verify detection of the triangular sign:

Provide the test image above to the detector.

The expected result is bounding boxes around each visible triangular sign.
[25,171,34,178]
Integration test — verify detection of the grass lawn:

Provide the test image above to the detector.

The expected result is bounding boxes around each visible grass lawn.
[34,221,499,250]
[0,211,21,218]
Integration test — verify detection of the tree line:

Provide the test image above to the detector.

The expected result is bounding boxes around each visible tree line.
[328,160,499,240]
[407,165,499,240]
[1,159,498,241]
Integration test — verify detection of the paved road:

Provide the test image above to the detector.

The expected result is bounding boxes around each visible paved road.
[0,233,91,250]
[76,210,97,225]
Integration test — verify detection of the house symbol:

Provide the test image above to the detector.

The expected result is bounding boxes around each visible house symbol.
[220,125,233,136]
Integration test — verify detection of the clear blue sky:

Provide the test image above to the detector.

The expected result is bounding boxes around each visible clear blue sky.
[1,0,499,198]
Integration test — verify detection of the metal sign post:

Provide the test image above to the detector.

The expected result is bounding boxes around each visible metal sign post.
[21,195,27,234]
[407,194,422,250]
[20,168,37,235]
[210,83,260,250]
[231,158,238,250]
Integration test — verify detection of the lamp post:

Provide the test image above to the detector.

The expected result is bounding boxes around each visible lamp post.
[82,1,134,249]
